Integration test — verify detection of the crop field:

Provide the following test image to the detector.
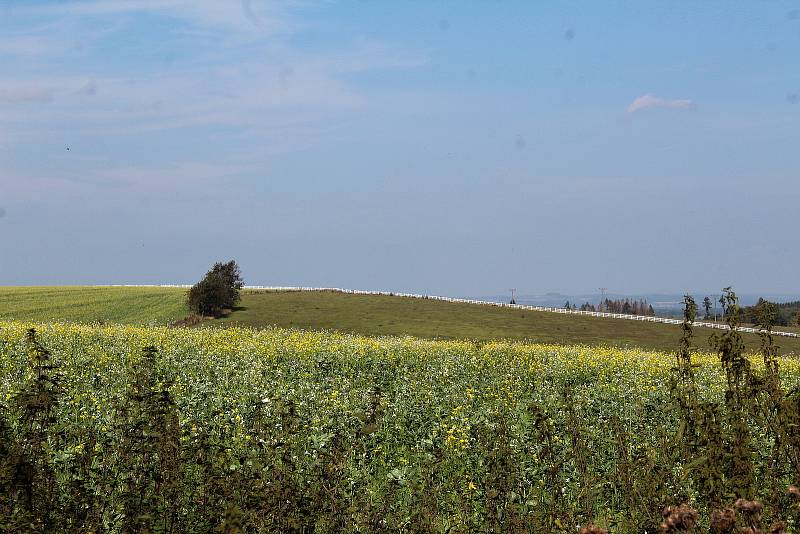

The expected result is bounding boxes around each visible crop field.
[2,320,800,532]
[5,286,799,354]
[0,286,188,325]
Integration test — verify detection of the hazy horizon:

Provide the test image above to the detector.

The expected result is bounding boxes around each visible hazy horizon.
[2,1,798,296]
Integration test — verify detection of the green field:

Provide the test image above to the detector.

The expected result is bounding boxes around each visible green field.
[0,286,189,325]
[2,286,799,353]
[216,289,800,353]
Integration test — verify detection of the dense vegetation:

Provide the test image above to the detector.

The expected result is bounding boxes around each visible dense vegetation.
[187,260,244,318]
[577,298,656,316]
[1,290,800,531]
[739,299,800,327]
[700,297,800,327]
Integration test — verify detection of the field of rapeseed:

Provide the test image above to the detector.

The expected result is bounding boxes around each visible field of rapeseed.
[1,318,799,532]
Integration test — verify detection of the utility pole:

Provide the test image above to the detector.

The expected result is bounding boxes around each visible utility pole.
[509,289,516,305]
[598,287,608,312]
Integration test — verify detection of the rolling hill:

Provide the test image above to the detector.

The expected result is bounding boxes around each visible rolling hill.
[2,286,795,353]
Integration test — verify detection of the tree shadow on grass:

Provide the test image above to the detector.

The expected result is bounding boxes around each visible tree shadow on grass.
[218,306,247,318]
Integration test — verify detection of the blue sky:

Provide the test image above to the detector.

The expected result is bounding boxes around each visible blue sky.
[1,1,798,296]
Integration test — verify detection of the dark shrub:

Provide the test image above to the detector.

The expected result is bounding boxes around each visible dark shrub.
[187,260,244,317]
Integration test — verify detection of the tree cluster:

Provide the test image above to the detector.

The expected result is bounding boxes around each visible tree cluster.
[739,298,800,327]
[579,298,655,316]
[186,260,244,318]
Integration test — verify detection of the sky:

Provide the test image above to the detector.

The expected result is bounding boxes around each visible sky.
[1,1,798,296]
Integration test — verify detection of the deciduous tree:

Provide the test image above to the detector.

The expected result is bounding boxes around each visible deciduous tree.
[187,260,244,317]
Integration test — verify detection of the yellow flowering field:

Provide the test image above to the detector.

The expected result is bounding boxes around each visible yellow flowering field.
[1,320,799,532]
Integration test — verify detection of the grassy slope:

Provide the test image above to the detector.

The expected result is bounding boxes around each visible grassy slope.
[2,286,798,353]
[215,290,800,353]
[0,286,189,325]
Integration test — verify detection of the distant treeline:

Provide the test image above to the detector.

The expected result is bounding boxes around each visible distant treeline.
[739,299,800,327]
[699,296,800,326]
[567,298,655,316]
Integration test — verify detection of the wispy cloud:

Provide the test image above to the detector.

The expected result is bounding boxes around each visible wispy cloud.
[0,56,366,133]
[0,0,429,204]
[3,159,261,203]
[627,94,693,113]
[0,35,425,140]
[0,1,425,136]
[17,0,297,34]
[0,87,53,103]
[0,35,67,57]
[75,80,97,97]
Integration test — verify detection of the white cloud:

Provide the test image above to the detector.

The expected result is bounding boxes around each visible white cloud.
[627,94,693,113]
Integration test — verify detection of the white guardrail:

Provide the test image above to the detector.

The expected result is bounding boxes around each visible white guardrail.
[107,285,800,339]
